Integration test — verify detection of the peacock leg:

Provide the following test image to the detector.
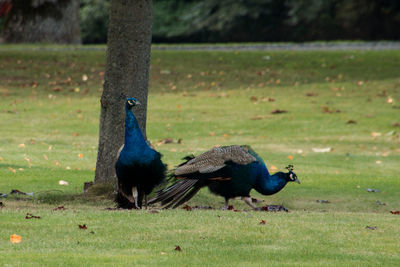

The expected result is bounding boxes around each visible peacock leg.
[221,198,230,210]
[132,187,139,209]
[242,197,257,210]
[119,187,136,204]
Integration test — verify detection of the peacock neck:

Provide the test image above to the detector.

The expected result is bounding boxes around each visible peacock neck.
[254,171,289,195]
[124,107,148,151]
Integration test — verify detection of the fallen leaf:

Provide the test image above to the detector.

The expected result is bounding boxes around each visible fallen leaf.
[366,188,380,193]
[259,220,266,225]
[390,211,400,215]
[157,138,174,146]
[312,147,333,153]
[370,132,382,137]
[270,165,278,172]
[261,97,275,102]
[392,122,400,127]
[346,120,357,124]
[10,234,22,244]
[321,105,340,113]
[78,153,84,158]
[8,167,16,173]
[316,200,330,204]
[160,69,171,75]
[287,155,293,160]
[59,180,69,186]
[365,226,377,230]
[209,132,215,136]
[18,143,25,148]
[250,96,258,102]
[387,97,393,104]
[53,206,66,211]
[54,160,60,166]
[25,213,41,219]
[182,205,192,211]
[375,160,382,164]
[78,224,87,230]
[82,74,88,81]
[306,92,318,97]
[43,154,48,160]
[271,109,287,114]
[174,245,182,252]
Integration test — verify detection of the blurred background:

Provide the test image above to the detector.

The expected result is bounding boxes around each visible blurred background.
[1,0,400,44]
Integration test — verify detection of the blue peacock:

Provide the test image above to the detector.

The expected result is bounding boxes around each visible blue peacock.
[115,97,166,209]
[149,145,299,209]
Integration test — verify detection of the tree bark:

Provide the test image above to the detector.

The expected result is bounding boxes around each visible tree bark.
[94,0,153,184]
[1,0,80,44]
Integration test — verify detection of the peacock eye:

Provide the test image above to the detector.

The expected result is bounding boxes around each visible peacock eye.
[128,100,133,105]
[289,173,293,179]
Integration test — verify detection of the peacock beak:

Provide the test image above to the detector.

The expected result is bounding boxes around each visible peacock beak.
[294,177,300,184]
[135,100,141,105]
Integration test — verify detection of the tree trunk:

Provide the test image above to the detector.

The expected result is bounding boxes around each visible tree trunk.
[1,0,80,44]
[94,0,153,184]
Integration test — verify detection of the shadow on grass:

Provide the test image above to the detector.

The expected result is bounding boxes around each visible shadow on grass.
[5,183,116,206]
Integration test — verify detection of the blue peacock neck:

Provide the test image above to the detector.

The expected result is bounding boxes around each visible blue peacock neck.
[254,171,289,196]
[124,106,149,152]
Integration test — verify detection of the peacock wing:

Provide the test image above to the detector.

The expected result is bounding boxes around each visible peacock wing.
[174,145,257,175]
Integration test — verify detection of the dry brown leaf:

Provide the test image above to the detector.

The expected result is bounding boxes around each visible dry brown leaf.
[370,132,382,137]
[250,96,258,102]
[271,109,287,114]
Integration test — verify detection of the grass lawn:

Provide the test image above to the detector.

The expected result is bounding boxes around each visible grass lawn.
[0,45,399,266]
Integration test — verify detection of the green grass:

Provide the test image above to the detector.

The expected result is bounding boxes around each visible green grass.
[0,45,400,266]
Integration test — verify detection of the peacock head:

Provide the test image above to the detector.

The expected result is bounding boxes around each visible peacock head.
[126,97,140,109]
[286,165,300,184]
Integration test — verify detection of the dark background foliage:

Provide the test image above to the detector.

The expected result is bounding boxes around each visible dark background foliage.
[6,0,400,43]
